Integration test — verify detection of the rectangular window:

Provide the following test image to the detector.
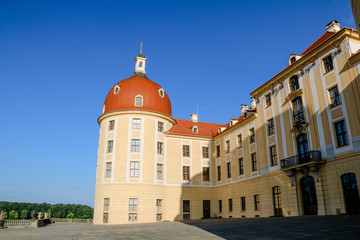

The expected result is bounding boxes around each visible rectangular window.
[292,97,304,122]
[131,139,140,152]
[217,166,221,181]
[268,118,275,136]
[203,167,210,182]
[104,198,110,211]
[226,140,230,154]
[254,194,260,210]
[105,162,112,178]
[216,145,220,158]
[158,122,164,132]
[183,166,190,180]
[129,198,138,212]
[329,86,340,107]
[157,142,163,154]
[156,214,162,221]
[237,134,242,148]
[202,147,209,158]
[109,120,115,131]
[156,199,162,212]
[107,140,113,153]
[183,200,190,212]
[228,198,233,212]
[323,55,334,73]
[249,128,255,143]
[238,158,244,175]
[218,200,222,212]
[135,96,143,106]
[265,93,271,107]
[129,213,137,222]
[103,213,109,223]
[130,161,139,177]
[183,145,190,157]
[157,164,163,179]
[270,146,278,166]
[335,120,348,146]
[241,197,246,211]
[132,118,141,129]
[251,153,257,171]
[227,162,231,178]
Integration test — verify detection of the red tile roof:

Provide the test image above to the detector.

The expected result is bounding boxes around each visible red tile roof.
[300,31,335,56]
[168,119,223,138]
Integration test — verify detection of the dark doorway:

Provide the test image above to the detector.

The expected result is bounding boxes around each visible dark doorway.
[300,176,318,215]
[203,200,210,218]
[297,134,309,163]
[341,173,360,214]
[272,186,282,216]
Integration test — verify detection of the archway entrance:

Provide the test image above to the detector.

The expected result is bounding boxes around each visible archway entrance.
[341,173,360,214]
[300,176,318,215]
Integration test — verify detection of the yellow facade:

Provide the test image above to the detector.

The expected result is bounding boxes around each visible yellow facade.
[94,23,360,224]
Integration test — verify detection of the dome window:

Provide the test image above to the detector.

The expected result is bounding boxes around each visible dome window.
[135,95,143,107]
[159,88,164,97]
[192,126,198,134]
[114,85,120,94]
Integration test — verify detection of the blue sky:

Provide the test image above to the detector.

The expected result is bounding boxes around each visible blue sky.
[0,0,356,207]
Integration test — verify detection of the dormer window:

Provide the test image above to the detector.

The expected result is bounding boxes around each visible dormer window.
[135,95,143,106]
[114,85,120,94]
[192,126,198,134]
[290,57,296,64]
[289,75,299,92]
[159,89,164,97]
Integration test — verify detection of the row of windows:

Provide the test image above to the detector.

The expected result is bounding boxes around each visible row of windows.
[108,120,165,132]
[218,195,260,213]
[105,162,164,179]
[103,198,163,223]
[107,139,164,154]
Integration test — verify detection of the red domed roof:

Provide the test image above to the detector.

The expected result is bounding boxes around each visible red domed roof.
[103,77,172,116]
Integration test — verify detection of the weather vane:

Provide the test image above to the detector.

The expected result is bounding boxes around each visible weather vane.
[140,41,143,54]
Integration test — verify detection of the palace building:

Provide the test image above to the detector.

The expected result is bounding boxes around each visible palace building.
[93,21,360,224]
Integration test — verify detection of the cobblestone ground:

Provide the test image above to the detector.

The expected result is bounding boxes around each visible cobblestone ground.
[0,215,360,240]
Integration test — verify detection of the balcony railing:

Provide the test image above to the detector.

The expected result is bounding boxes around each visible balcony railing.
[280,150,321,169]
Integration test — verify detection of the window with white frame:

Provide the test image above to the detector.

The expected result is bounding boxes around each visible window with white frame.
[132,119,141,129]
[157,142,163,154]
[130,161,139,177]
[135,95,143,106]
[237,134,242,148]
[129,198,138,212]
[329,86,340,107]
[268,118,275,136]
[249,128,255,143]
[107,140,113,153]
[323,54,334,74]
[183,145,190,157]
[114,85,120,94]
[270,145,278,166]
[156,199,162,212]
[109,120,115,131]
[131,139,140,152]
[158,122,164,132]
[202,147,209,158]
[226,140,230,154]
[104,198,110,211]
[251,153,257,171]
[203,167,210,181]
[105,162,112,178]
[265,93,271,107]
[157,164,163,179]
[183,166,190,180]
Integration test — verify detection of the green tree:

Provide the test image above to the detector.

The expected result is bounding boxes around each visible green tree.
[2,212,8,220]
[20,209,28,219]
[66,212,75,219]
[9,210,18,219]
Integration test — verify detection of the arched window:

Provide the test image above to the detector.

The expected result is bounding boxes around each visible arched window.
[135,95,143,106]
[159,89,164,97]
[290,57,296,64]
[114,85,120,94]
[292,97,304,122]
[192,126,198,134]
[289,75,299,92]
[139,61,143,68]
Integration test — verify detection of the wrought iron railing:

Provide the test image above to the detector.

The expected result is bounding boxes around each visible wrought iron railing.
[280,150,321,169]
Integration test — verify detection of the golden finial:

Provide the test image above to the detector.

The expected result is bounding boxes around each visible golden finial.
[140,41,143,54]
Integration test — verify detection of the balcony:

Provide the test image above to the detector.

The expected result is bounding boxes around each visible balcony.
[280,151,322,169]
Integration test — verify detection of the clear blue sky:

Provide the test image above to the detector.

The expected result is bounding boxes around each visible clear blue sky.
[0,0,355,207]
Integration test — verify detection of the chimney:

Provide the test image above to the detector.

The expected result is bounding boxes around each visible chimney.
[241,104,248,116]
[325,20,340,33]
[190,114,198,123]
[250,97,256,109]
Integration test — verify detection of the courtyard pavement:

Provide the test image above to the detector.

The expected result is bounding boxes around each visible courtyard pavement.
[0,215,360,240]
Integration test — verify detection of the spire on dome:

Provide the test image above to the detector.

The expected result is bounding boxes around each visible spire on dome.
[133,42,147,78]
